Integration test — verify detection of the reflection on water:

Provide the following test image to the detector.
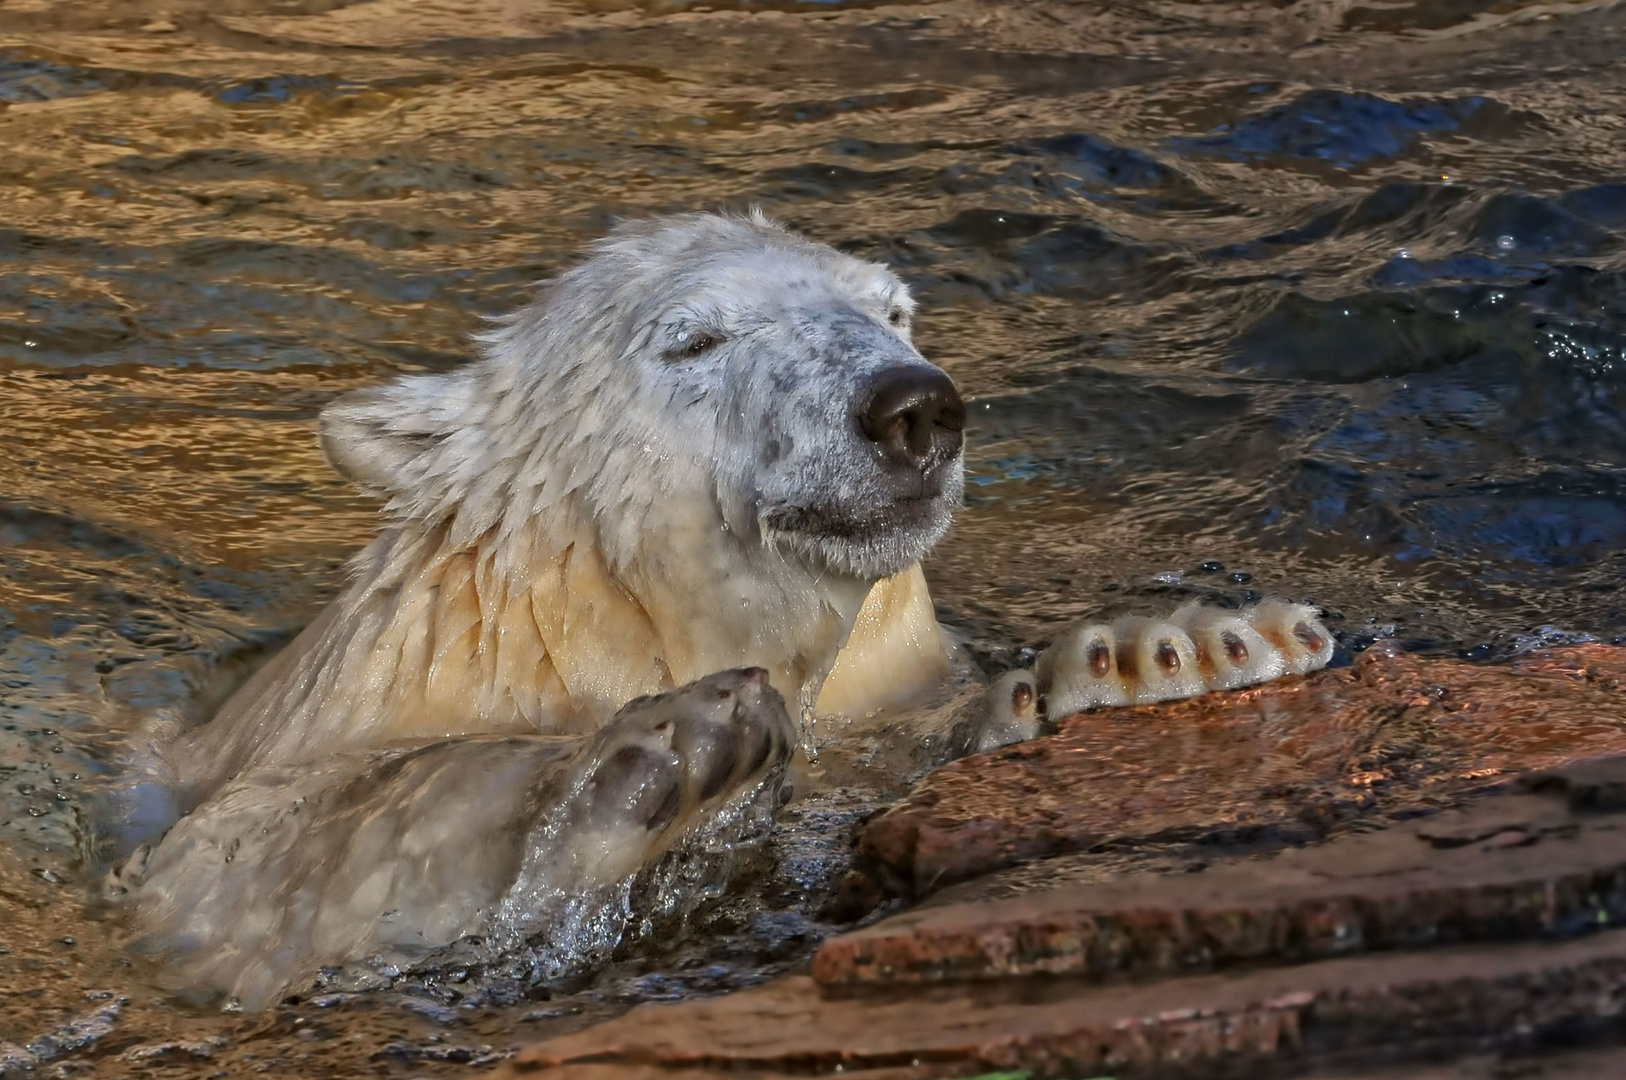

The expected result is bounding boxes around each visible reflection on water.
[1,0,1625,1073]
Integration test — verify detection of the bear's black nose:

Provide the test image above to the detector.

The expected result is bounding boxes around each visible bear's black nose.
[859,366,966,469]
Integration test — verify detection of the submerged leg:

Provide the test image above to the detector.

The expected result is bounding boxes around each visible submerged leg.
[119,668,795,1010]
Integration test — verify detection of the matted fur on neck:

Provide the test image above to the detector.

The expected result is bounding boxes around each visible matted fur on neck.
[173,502,948,806]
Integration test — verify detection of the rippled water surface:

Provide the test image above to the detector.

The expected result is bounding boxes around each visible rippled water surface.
[3,0,1626,1073]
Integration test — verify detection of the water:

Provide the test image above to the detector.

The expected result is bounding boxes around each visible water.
[2,0,1626,1073]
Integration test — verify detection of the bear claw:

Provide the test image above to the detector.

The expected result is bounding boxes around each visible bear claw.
[1030,599,1334,723]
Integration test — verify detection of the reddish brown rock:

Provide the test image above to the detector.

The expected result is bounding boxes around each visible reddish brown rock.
[496,928,1626,1079]
[491,661,1626,1080]
[859,644,1626,898]
[814,773,1626,987]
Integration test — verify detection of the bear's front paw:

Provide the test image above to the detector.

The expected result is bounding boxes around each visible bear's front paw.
[1036,599,1335,720]
[554,667,796,884]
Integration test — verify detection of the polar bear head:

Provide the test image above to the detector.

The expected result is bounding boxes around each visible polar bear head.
[319,211,965,583]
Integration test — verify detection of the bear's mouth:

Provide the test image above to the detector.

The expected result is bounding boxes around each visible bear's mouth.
[760,495,943,543]
[756,490,956,579]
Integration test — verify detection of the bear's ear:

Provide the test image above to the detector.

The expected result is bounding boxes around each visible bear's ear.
[318,373,462,496]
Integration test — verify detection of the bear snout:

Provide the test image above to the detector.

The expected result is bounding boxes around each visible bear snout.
[858,364,966,474]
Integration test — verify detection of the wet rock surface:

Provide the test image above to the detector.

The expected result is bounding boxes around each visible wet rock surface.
[499,931,1626,1079]
[860,643,1626,897]
[498,648,1626,1079]
[816,775,1626,987]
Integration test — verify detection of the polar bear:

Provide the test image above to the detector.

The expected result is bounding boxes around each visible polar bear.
[119,211,1333,1005]
[163,211,1329,804]
[163,211,975,813]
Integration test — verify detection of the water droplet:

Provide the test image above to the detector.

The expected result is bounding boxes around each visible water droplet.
[1496,234,1516,252]
[1396,247,1411,259]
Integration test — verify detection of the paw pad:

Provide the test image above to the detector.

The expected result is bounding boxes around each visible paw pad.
[575,667,795,840]
[1035,599,1334,720]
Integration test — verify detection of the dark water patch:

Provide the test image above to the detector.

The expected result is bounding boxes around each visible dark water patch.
[1208,182,1474,263]
[212,73,366,107]
[0,51,109,105]
[825,135,948,163]
[754,161,923,202]
[0,49,207,107]
[1537,316,1626,378]
[111,148,512,201]
[1229,289,1501,382]
[1235,263,1626,395]
[1204,202,1349,262]
[0,228,123,263]
[0,252,472,371]
[1342,181,1472,233]
[1012,221,1174,299]
[0,502,149,562]
[753,87,949,126]
[988,132,1231,217]
[1405,471,1626,570]
[0,273,140,364]
[1470,191,1621,261]
[964,371,1255,495]
[1341,0,1543,34]
[110,147,281,180]
[1370,251,1539,289]
[1013,131,1181,189]
[1171,90,1502,171]
[0,50,201,106]
[924,207,1057,249]
[1561,184,1626,230]
[866,208,1179,305]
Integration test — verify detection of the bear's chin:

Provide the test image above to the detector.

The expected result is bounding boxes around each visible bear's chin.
[759,495,956,580]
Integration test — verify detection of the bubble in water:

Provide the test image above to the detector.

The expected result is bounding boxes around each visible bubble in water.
[1495,234,1516,251]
